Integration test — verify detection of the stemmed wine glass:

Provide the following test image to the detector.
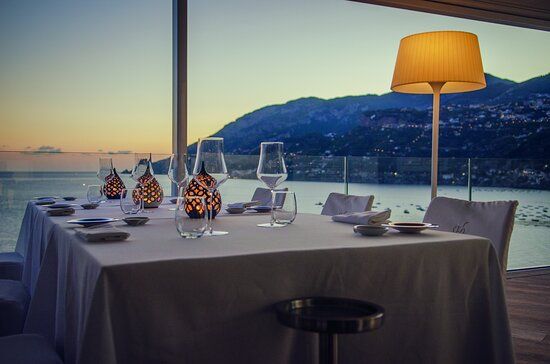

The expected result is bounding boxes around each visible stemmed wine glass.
[131,153,153,213]
[97,157,114,183]
[192,137,229,236]
[167,153,190,211]
[256,142,288,228]
[131,153,153,185]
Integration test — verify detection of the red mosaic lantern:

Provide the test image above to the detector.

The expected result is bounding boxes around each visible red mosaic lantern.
[184,163,222,219]
[104,168,126,199]
[133,167,164,208]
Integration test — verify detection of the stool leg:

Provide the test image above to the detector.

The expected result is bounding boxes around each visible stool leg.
[319,333,338,364]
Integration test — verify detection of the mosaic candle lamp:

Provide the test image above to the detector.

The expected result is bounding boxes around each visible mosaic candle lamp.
[133,167,164,208]
[184,164,222,219]
[103,168,126,199]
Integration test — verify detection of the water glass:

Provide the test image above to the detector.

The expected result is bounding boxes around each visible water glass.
[87,185,105,204]
[272,191,297,225]
[175,197,208,239]
[120,188,143,214]
[257,142,288,228]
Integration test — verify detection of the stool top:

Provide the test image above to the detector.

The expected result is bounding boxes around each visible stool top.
[275,297,384,334]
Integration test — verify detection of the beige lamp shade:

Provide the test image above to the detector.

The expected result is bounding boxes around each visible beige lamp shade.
[391,31,486,94]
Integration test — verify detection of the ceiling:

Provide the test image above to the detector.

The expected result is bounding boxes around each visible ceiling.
[348,0,550,31]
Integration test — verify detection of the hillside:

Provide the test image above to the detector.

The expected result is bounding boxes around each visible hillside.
[191,73,549,159]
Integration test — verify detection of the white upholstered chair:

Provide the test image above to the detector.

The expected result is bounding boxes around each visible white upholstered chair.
[423,196,518,273]
[0,279,30,336]
[321,192,374,216]
[0,252,24,281]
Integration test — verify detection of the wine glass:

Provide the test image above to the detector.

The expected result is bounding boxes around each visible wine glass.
[256,142,288,228]
[192,137,229,236]
[168,153,190,196]
[168,153,190,211]
[97,158,114,183]
[131,153,153,185]
[131,153,154,213]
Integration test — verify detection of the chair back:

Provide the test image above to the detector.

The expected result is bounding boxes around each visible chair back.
[321,192,374,216]
[252,187,288,206]
[423,196,518,273]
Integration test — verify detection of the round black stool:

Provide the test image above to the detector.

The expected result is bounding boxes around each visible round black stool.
[275,297,384,364]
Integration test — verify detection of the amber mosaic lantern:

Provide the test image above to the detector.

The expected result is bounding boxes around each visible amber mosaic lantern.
[104,168,126,199]
[184,163,222,219]
[133,165,164,208]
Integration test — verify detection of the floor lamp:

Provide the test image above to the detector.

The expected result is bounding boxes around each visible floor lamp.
[391,31,486,199]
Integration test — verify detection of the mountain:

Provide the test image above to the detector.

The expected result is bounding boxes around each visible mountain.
[191,73,549,159]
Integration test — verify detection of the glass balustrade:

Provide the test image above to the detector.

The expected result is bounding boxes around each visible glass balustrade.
[0,151,548,269]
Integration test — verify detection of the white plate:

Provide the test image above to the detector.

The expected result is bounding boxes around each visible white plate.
[382,222,438,234]
[67,218,120,227]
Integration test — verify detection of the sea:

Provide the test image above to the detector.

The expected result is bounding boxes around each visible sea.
[1,172,548,269]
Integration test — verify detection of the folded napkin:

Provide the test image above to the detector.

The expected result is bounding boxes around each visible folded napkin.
[35,199,56,206]
[47,207,75,216]
[227,201,261,209]
[227,202,245,209]
[75,227,130,242]
[332,209,391,225]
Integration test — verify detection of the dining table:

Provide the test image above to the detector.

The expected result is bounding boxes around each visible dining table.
[16,198,515,364]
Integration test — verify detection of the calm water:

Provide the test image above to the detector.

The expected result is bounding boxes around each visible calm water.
[1,172,548,269]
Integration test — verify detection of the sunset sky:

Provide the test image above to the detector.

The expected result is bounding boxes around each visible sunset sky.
[1,0,549,154]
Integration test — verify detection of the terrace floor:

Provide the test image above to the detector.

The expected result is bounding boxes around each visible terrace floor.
[506,267,550,364]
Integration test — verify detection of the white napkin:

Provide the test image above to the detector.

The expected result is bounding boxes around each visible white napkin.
[75,227,130,242]
[47,207,75,216]
[227,201,261,209]
[332,209,391,225]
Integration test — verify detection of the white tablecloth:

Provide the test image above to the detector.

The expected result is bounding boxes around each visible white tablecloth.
[18,199,514,364]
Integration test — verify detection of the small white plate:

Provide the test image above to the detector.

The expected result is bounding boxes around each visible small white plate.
[382,222,438,234]
[67,218,120,227]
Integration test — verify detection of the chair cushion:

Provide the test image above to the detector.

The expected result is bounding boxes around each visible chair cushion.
[0,334,63,364]
[0,252,23,281]
[423,197,518,272]
[0,280,30,336]
[321,192,374,216]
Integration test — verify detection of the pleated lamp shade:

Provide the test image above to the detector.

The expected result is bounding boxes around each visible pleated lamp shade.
[391,31,486,94]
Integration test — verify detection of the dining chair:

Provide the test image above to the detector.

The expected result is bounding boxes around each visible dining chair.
[423,196,519,273]
[0,252,23,281]
[0,334,63,364]
[0,279,30,336]
[321,192,374,216]
[251,187,288,206]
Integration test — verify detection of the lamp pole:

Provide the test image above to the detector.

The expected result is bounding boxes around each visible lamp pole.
[172,0,188,196]
[430,82,444,200]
